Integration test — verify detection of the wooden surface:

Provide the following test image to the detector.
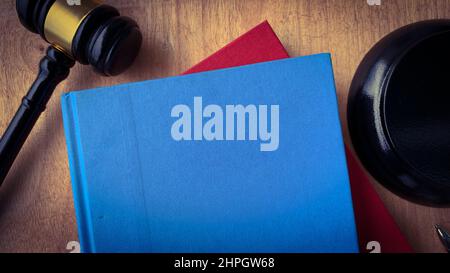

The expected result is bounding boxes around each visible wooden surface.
[1,0,450,253]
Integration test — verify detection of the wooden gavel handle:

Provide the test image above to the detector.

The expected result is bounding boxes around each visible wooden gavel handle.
[0,46,74,185]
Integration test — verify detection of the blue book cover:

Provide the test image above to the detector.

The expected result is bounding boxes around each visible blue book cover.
[61,54,358,253]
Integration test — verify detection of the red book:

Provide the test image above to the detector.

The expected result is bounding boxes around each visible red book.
[345,148,413,252]
[182,21,413,253]
[183,21,289,74]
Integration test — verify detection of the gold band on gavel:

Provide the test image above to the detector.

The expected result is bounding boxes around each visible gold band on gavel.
[44,0,102,57]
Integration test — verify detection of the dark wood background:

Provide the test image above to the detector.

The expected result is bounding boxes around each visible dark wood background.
[1,0,450,252]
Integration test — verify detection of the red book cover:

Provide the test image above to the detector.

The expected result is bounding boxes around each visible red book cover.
[345,147,413,252]
[183,21,289,74]
[182,21,413,253]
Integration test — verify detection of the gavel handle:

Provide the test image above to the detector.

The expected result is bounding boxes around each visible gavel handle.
[0,46,75,185]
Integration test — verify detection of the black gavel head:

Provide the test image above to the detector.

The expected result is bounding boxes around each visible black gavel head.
[16,0,142,76]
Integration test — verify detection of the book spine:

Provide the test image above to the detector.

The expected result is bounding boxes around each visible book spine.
[61,93,95,253]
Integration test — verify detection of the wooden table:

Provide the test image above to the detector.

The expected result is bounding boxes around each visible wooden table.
[1,0,449,253]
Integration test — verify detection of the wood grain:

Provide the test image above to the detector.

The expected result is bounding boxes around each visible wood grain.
[1,0,449,252]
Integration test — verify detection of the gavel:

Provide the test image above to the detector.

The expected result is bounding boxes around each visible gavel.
[0,0,142,185]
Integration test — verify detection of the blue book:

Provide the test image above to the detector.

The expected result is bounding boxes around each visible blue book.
[61,54,358,253]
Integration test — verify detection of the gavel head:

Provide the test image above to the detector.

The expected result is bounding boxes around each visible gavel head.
[16,0,143,76]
